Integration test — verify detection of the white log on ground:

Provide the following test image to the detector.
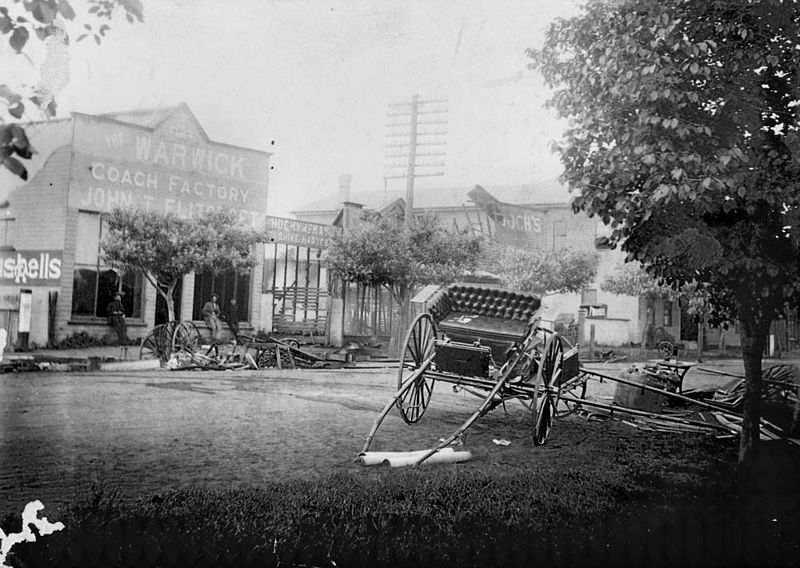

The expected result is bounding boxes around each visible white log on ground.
[357,447,456,466]
[384,449,472,468]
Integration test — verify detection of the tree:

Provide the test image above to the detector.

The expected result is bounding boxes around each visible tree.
[531,0,800,464]
[102,208,264,322]
[483,244,598,297]
[602,262,679,349]
[1,0,142,179]
[325,213,482,354]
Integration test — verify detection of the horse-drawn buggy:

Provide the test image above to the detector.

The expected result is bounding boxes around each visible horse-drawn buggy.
[360,283,798,467]
[360,283,589,466]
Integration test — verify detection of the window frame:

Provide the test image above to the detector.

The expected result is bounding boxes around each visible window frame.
[192,268,251,323]
[70,210,144,322]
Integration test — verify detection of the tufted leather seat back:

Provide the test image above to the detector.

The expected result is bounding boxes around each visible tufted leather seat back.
[427,283,541,325]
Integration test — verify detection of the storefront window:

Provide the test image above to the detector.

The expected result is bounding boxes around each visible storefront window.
[192,269,250,322]
[71,211,143,319]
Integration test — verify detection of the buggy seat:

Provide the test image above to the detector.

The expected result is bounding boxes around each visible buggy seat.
[427,283,541,364]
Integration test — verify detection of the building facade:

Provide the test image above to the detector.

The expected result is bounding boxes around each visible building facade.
[291,177,683,348]
[0,104,271,348]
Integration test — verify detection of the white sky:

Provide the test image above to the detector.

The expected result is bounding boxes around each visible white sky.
[8,0,584,215]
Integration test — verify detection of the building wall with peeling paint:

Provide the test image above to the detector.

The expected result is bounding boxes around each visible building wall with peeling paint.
[0,105,271,349]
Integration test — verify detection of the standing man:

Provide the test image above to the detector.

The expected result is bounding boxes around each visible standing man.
[106,293,129,345]
[223,298,240,344]
[202,293,222,349]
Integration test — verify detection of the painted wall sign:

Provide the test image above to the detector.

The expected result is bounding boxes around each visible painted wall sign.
[265,216,342,249]
[468,186,547,248]
[0,250,62,286]
[68,114,270,227]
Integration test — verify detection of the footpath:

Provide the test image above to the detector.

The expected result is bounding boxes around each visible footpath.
[0,341,396,373]
[1,344,159,372]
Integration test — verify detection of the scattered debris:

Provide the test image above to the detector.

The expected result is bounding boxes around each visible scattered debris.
[585,349,627,363]
[712,364,800,434]
[492,439,511,446]
[167,334,339,371]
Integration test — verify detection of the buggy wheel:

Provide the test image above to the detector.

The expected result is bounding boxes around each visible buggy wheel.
[140,323,173,361]
[283,338,301,349]
[533,395,555,445]
[172,321,201,354]
[532,333,563,445]
[556,374,588,418]
[658,341,674,360]
[396,313,437,424]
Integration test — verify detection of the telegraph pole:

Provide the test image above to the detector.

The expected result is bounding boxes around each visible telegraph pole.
[385,95,448,228]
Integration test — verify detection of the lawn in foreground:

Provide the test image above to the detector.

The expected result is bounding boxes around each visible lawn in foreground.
[4,417,798,568]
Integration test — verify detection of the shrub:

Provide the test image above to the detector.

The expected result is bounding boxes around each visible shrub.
[50,332,113,350]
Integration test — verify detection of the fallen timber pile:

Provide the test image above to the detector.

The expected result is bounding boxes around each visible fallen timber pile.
[167,335,334,371]
[570,365,800,445]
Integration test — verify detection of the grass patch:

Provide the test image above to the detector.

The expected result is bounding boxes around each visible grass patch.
[4,430,798,567]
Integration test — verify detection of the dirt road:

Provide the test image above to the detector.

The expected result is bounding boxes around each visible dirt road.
[0,361,746,516]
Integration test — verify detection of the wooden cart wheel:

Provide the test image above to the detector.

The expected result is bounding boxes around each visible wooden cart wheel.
[658,341,675,360]
[140,324,167,361]
[532,333,563,445]
[140,322,174,361]
[396,313,437,424]
[172,321,201,354]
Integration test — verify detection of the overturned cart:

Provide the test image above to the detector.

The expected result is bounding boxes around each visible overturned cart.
[360,283,587,466]
[359,283,797,467]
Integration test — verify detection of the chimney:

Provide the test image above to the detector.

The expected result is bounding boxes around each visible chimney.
[338,174,352,202]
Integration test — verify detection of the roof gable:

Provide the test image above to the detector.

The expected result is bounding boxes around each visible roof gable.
[102,103,209,143]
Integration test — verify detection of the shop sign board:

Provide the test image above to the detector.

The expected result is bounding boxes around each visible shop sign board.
[467,185,546,248]
[68,113,271,227]
[0,250,62,286]
[265,216,341,249]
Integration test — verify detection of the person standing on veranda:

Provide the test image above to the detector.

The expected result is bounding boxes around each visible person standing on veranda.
[202,293,222,350]
[223,298,240,344]
[106,293,129,345]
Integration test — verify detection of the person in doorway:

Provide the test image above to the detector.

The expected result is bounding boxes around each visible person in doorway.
[202,293,222,353]
[223,298,240,344]
[106,293,129,345]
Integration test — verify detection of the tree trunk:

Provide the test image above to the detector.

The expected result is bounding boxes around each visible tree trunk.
[370,285,379,347]
[145,274,178,323]
[640,298,653,354]
[697,321,704,361]
[738,315,769,467]
[388,286,411,358]
[165,293,175,323]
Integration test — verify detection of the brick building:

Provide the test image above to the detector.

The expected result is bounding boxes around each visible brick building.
[0,104,271,348]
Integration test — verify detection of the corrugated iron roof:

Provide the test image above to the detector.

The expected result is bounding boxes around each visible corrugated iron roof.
[290,177,573,214]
